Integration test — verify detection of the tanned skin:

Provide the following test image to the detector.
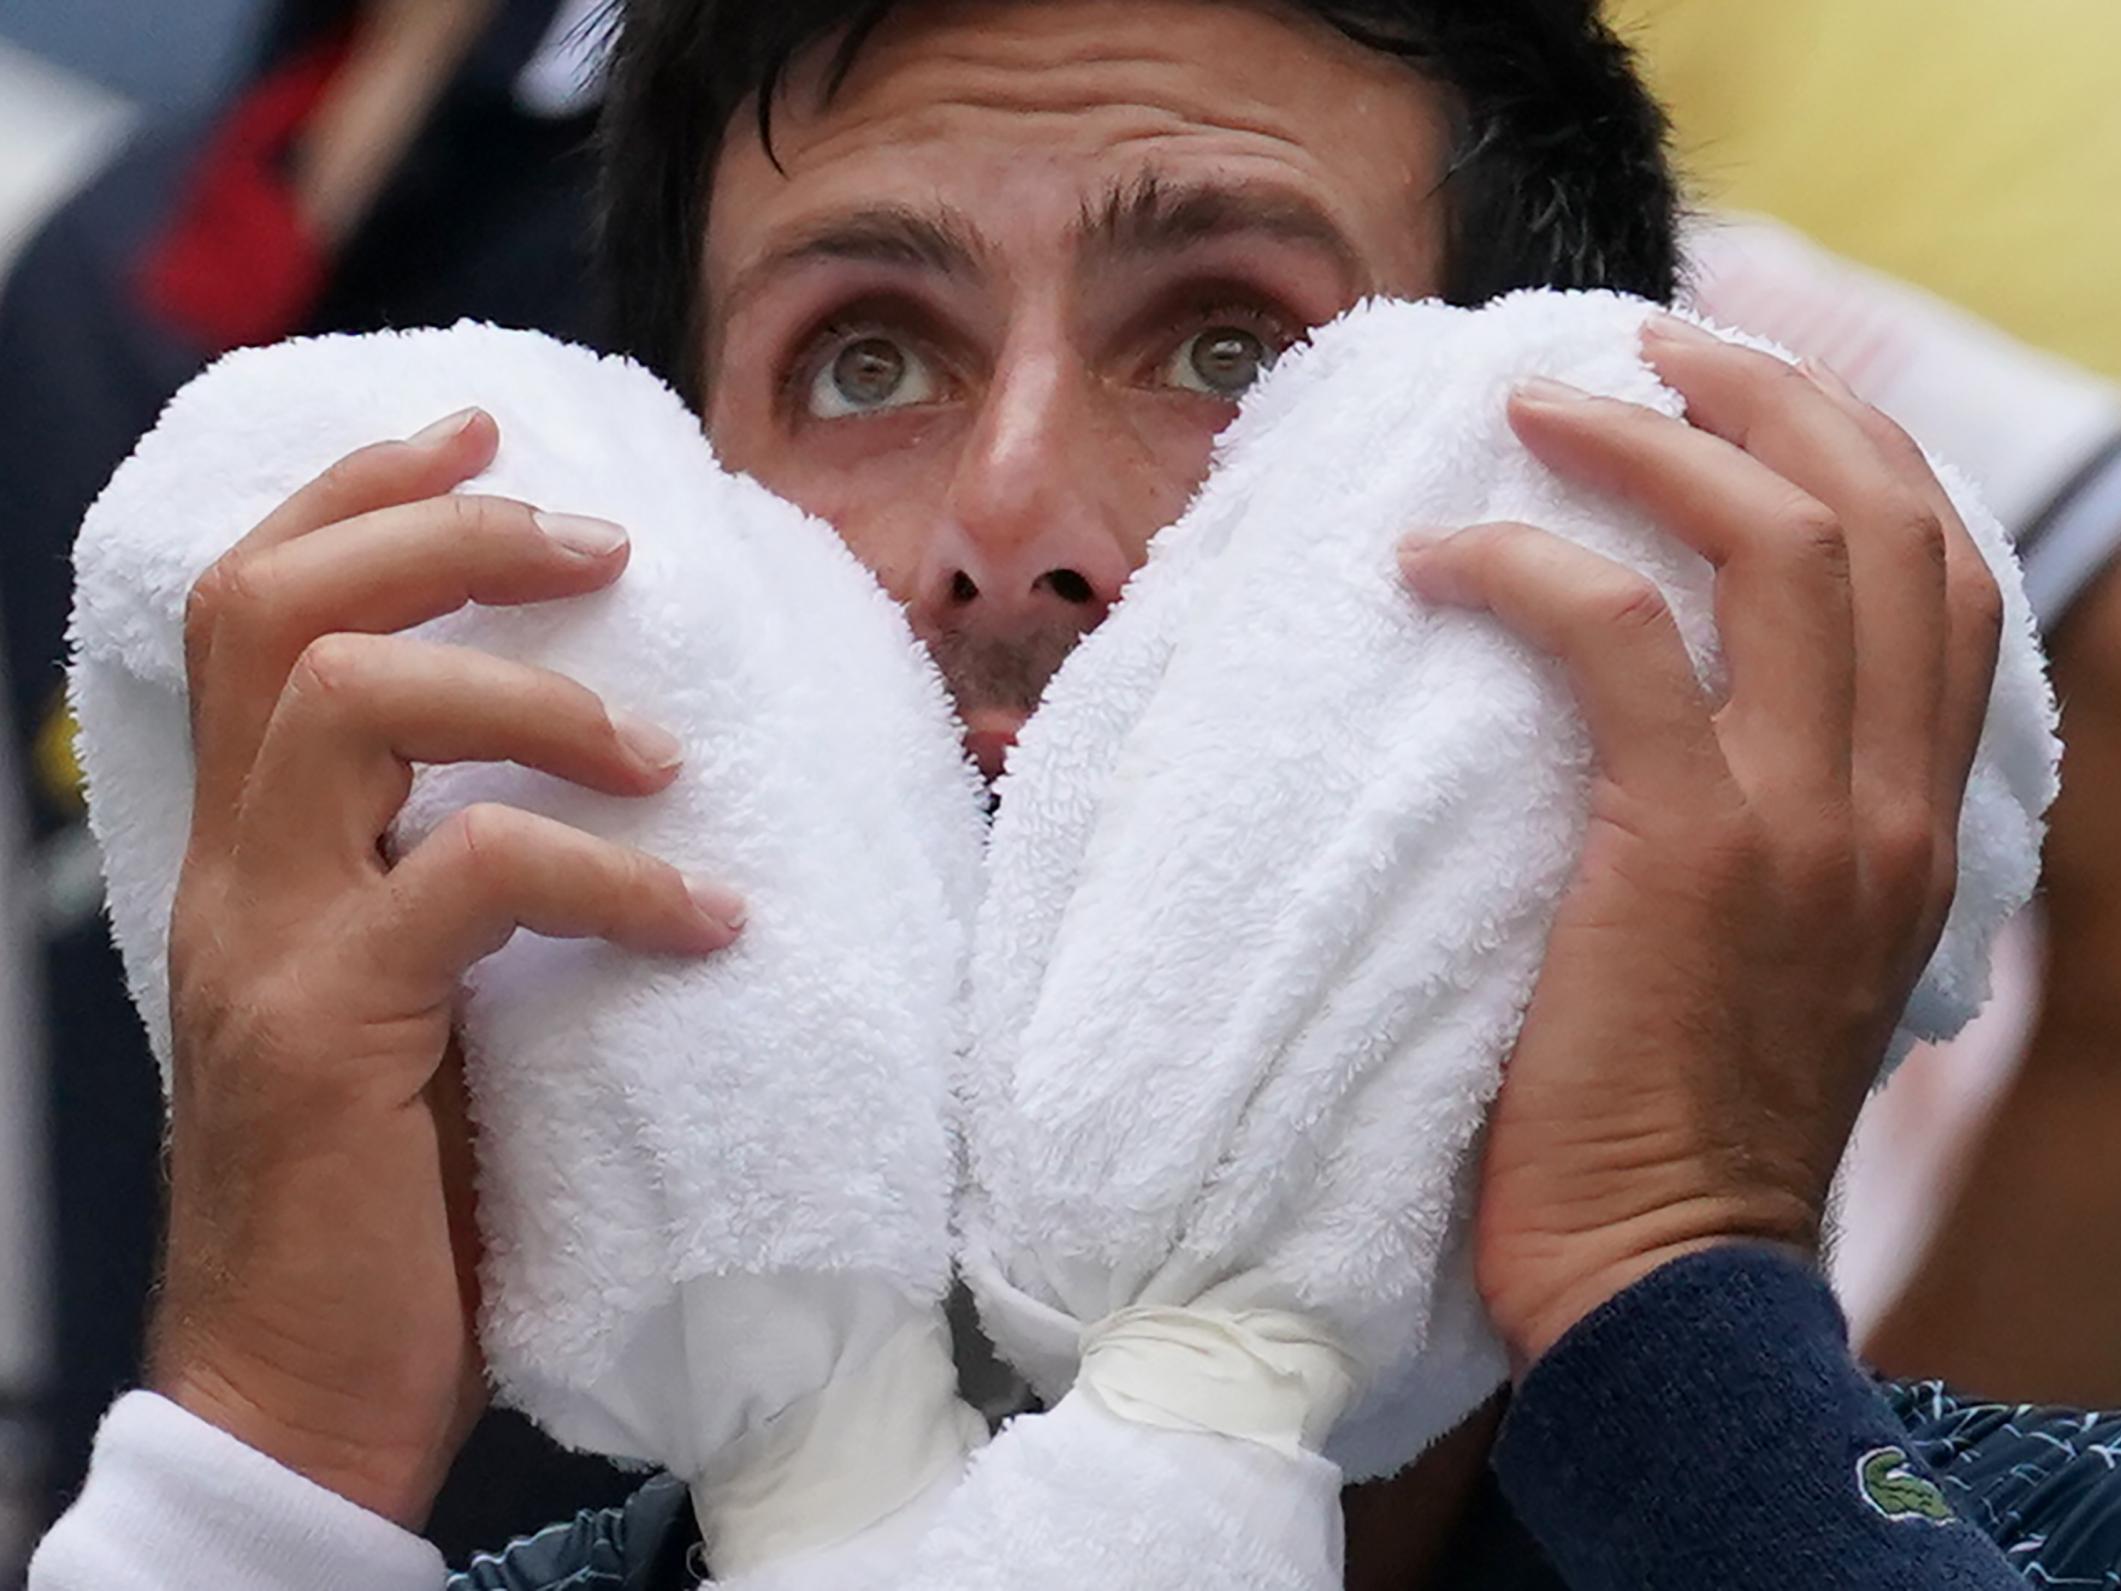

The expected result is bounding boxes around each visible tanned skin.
[150,4,2003,1580]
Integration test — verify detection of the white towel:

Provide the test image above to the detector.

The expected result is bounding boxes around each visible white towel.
[68,322,991,1583]
[67,299,2061,1591]
[929,290,2060,1590]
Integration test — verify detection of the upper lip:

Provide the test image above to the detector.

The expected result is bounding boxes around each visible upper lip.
[963,710,1023,780]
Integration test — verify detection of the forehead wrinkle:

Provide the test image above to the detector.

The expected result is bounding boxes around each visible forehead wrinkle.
[778,85,1321,171]
[703,4,1457,392]
[767,20,1341,173]
[1078,169,1368,286]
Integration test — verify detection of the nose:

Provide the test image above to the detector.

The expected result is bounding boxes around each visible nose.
[911,346,1134,637]
[919,521,1131,631]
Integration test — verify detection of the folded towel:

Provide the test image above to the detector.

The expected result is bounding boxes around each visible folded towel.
[68,322,991,1582]
[68,299,2061,1591]
[932,290,2060,1589]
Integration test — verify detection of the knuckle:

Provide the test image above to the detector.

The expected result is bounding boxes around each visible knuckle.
[315,450,375,500]
[1860,406,1929,470]
[441,493,486,535]
[442,802,527,883]
[608,852,659,926]
[1768,357,1826,409]
[1881,494,1947,563]
[1441,522,1510,567]
[1780,808,1855,888]
[310,442,400,510]
[184,558,273,688]
[186,556,257,635]
[1605,399,1671,439]
[313,453,364,498]
[1778,498,1848,568]
[448,493,532,545]
[535,668,608,731]
[575,842,645,941]
[324,435,419,484]
[631,849,683,910]
[289,631,375,699]
[1957,563,2007,639]
[181,575,224,671]
[183,565,227,633]
[1468,519,1539,555]
[1696,809,1776,895]
[1688,335,1772,385]
[1865,806,1938,908]
[1590,573,1672,637]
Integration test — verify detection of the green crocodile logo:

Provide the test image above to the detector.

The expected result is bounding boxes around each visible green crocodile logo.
[1858,1446,1955,1525]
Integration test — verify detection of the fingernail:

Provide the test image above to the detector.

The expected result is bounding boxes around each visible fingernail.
[535,511,628,558]
[409,407,480,447]
[612,710,684,772]
[1514,376,1590,406]
[687,876,747,934]
[1643,313,1717,347]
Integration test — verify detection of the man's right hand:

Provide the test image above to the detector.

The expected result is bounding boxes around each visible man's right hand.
[152,408,746,1528]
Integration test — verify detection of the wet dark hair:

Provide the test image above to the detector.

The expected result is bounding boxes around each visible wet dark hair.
[597,0,1681,405]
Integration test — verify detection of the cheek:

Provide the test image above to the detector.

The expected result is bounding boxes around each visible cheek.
[819,489,933,606]
[1106,394,1233,557]
[710,390,1232,595]
[714,410,959,604]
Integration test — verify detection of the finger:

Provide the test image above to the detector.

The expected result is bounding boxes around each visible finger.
[1505,379,1856,801]
[227,492,629,661]
[1399,522,1729,800]
[191,494,630,824]
[1791,356,2002,810]
[368,804,745,994]
[238,407,498,555]
[186,408,499,816]
[1640,320,1951,817]
[240,634,685,872]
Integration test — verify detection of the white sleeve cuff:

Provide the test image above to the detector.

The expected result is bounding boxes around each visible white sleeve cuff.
[29,1390,448,1591]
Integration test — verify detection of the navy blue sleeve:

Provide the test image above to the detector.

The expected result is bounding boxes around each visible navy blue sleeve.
[1491,1245,2026,1589]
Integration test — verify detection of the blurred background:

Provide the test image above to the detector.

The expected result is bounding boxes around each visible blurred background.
[0,1,627,1579]
[0,0,2116,1582]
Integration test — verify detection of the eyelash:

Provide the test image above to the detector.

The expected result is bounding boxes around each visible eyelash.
[779,314,929,414]
[1155,298,1300,365]
[777,293,1303,413]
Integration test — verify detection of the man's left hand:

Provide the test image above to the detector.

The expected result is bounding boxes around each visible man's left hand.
[1399,316,2005,1370]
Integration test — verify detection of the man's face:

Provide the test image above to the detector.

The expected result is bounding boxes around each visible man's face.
[702,0,1452,775]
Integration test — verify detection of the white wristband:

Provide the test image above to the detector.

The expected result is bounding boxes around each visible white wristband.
[28,1392,447,1591]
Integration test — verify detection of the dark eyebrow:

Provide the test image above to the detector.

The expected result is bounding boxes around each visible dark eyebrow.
[1078,172,1366,289]
[717,204,987,324]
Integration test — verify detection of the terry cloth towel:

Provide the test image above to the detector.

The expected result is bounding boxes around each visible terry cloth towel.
[67,322,992,1585]
[926,290,2061,1591]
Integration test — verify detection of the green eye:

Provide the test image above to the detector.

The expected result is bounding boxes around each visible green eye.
[806,333,939,418]
[1164,326,1276,399]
